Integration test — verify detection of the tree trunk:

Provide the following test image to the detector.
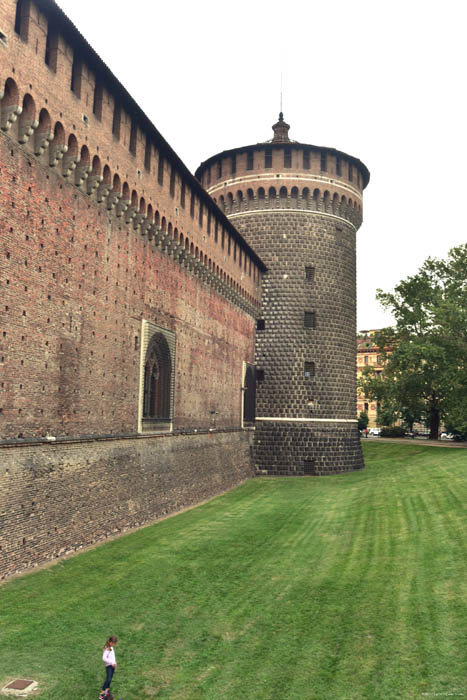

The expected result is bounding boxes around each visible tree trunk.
[429,402,440,440]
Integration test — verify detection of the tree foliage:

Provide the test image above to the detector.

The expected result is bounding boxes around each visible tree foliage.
[359,244,467,439]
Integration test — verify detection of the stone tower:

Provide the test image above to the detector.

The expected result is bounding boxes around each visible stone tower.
[196,115,370,475]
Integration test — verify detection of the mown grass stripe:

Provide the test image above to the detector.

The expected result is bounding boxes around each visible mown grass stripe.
[1,443,467,698]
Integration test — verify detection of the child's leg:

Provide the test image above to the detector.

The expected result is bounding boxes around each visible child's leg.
[102,665,114,690]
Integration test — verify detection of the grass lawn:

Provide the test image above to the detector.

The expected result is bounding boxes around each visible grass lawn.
[1,443,467,699]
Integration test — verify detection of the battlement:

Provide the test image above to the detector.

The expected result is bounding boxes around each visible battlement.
[0,0,265,307]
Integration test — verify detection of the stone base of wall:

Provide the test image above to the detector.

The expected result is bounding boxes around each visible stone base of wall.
[0,430,254,581]
[254,421,364,475]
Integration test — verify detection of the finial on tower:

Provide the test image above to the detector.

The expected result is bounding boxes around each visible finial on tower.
[272,112,290,143]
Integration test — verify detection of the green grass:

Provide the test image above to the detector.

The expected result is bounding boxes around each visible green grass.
[2,443,467,699]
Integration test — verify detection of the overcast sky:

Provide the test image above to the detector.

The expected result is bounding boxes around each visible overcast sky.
[56,0,466,331]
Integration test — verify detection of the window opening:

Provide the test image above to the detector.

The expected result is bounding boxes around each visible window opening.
[157,153,164,185]
[265,149,272,168]
[45,24,58,71]
[93,83,103,120]
[304,361,315,378]
[70,55,82,98]
[129,120,137,155]
[112,102,121,139]
[304,311,316,329]
[320,152,327,171]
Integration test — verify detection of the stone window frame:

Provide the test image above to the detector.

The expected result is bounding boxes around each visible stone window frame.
[138,321,176,434]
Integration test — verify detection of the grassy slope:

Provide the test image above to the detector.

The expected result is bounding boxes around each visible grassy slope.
[1,443,467,699]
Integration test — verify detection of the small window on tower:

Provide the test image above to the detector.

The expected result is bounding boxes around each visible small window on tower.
[304,361,315,378]
[305,266,315,282]
[303,151,310,169]
[320,152,327,172]
[217,161,222,178]
[257,319,265,331]
[304,311,316,329]
[247,151,254,170]
[265,149,272,168]
[231,155,236,175]
[256,369,265,382]
[284,148,291,168]
[336,156,342,176]
[348,163,353,181]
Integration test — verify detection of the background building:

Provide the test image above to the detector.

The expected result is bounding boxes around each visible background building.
[356,330,383,427]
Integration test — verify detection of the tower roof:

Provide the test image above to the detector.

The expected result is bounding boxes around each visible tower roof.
[271,112,291,143]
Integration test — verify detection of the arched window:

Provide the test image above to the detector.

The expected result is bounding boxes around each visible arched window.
[142,332,173,428]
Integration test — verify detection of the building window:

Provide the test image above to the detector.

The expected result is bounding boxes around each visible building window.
[170,167,175,197]
[364,355,369,365]
[304,311,316,329]
[45,24,58,72]
[214,221,218,243]
[180,181,185,208]
[336,156,341,176]
[304,361,315,378]
[231,155,236,175]
[320,152,327,172]
[207,212,211,235]
[256,369,265,382]
[190,192,195,218]
[199,202,203,226]
[364,402,369,412]
[129,120,137,156]
[265,149,272,168]
[93,83,103,120]
[217,160,222,178]
[144,139,151,172]
[70,55,82,98]
[303,151,310,169]
[247,151,254,170]
[305,266,315,282]
[348,163,353,181]
[140,322,175,433]
[112,103,121,139]
[14,0,29,41]
[284,148,291,168]
[157,153,164,186]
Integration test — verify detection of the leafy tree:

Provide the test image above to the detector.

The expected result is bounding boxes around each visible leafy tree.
[358,411,369,431]
[359,244,467,439]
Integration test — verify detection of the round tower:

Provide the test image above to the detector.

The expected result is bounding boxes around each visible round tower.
[195,115,370,475]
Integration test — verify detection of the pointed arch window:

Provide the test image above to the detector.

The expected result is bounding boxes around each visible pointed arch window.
[140,324,175,432]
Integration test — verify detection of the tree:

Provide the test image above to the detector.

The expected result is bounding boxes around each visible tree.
[359,244,467,439]
[358,411,369,431]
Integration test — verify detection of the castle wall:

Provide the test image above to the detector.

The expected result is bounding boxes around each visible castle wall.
[0,0,264,578]
[0,429,253,580]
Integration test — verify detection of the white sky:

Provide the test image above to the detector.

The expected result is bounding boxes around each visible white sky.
[56,0,467,331]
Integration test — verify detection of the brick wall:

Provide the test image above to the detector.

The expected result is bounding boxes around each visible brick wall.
[0,429,254,580]
[0,133,256,438]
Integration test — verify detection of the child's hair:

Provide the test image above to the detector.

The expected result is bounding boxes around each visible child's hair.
[106,693,114,700]
[104,635,118,649]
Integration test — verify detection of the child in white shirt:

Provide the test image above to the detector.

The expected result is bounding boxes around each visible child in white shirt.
[99,635,118,698]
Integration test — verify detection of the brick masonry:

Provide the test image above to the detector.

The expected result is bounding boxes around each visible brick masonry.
[0,0,263,579]
[196,119,369,475]
[0,429,254,580]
